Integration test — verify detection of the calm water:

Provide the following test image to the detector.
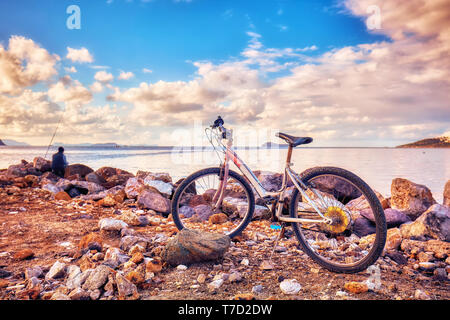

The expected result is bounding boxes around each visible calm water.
[0,146,448,203]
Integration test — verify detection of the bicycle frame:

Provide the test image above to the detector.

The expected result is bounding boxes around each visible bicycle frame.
[212,127,332,225]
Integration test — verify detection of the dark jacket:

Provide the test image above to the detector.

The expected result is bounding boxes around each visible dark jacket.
[52,152,68,170]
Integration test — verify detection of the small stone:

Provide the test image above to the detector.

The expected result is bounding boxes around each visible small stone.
[418,262,436,271]
[68,288,90,300]
[209,213,228,224]
[25,266,43,279]
[228,271,242,283]
[177,264,188,271]
[344,281,368,294]
[240,258,249,266]
[99,218,128,232]
[260,260,274,270]
[414,289,431,300]
[45,261,66,280]
[14,249,35,260]
[280,279,301,295]
[252,285,263,294]
[207,279,224,291]
[55,191,72,201]
[197,274,207,284]
[234,293,255,300]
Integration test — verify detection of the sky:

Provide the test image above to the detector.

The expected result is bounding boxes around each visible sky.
[0,0,449,147]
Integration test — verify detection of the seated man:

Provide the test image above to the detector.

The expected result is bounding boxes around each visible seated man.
[52,146,68,178]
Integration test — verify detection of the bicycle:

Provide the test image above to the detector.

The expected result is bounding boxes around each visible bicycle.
[171,116,387,273]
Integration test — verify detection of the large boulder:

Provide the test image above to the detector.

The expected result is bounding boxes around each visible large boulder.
[304,172,362,202]
[33,157,51,172]
[161,229,231,266]
[143,179,173,197]
[253,171,284,192]
[64,164,94,179]
[85,172,106,185]
[360,208,411,228]
[124,177,145,199]
[400,204,449,241]
[444,180,450,207]
[137,189,170,213]
[390,178,436,220]
[95,167,133,181]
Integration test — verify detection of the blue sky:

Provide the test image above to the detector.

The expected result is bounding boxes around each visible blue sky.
[0,0,387,83]
[0,0,448,146]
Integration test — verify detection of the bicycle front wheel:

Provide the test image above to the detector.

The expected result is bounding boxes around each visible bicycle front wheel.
[171,167,255,238]
[290,166,387,273]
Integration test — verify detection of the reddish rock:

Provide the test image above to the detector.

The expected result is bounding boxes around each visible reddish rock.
[78,233,103,252]
[391,178,436,220]
[14,249,35,260]
[55,191,72,201]
[444,180,450,207]
[344,281,368,294]
[209,213,228,224]
[189,195,207,207]
[33,157,51,172]
[137,190,170,213]
[146,259,163,273]
[64,164,94,179]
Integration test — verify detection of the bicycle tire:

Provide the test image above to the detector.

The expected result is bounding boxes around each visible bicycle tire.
[171,167,255,238]
[290,166,387,273]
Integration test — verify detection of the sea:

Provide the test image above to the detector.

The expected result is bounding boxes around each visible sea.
[0,145,448,203]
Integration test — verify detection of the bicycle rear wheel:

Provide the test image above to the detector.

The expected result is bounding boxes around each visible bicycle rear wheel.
[290,166,386,273]
[171,167,255,238]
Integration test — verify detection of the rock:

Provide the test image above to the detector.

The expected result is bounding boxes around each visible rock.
[104,247,130,267]
[98,194,116,207]
[68,188,81,198]
[55,191,72,201]
[51,292,71,300]
[179,206,195,218]
[400,204,449,241]
[25,266,43,279]
[252,285,264,294]
[14,249,35,260]
[82,265,113,291]
[280,279,302,295]
[33,157,52,172]
[414,289,431,300]
[140,172,172,183]
[418,262,436,271]
[45,261,66,280]
[188,195,207,207]
[391,178,436,220]
[444,180,450,207]
[385,251,408,265]
[137,189,170,213]
[253,171,283,192]
[120,236,150,252]
[125,177,145,199]
[68,288,90,300]
[207,279,224,291]
[359,228,402,251]
[192,204,214,221]
[306,172,362,201]
[197,273,207,284]
[96,166,133,181]
[85,172,106,185]
[65,164,94,179]
[115,273,139,300]
[146,259,163,273]
[98,218,128,232]
[42,183,63,194]
[353,217,376,237]
[360,208,410,228]
[143,179,173,197]
[71,181,105,195]
[433,268,447,281]
[161,229,231,266]
[24,175,39,187]
[344,281,368,294]
[78,233,103,252]
[260,260,274,270]
[119,210,149,227]
[209,213,228,224]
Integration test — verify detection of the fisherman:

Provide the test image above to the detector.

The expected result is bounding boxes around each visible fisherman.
[51,146,68,178]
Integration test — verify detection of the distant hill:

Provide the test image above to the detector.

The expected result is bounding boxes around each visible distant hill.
[54,142,121,148]
[396,136,450,148]
[0,139,29,146]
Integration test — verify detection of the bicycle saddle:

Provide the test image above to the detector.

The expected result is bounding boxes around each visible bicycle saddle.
[276,132,313,147]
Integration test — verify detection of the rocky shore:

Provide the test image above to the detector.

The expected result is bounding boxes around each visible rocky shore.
[0,157,449,300]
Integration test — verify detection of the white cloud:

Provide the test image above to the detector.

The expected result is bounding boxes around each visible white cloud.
[0,36,60,95]
[142,68,153,73]
[66,47,94,63]
[118,71,134,80]
[65,66,77,73]
[90,81,104,93]
[94,70,114,83]
[48,75,92,107]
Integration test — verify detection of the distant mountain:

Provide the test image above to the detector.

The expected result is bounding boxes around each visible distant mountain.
[0,139,5,146]
[261,142,288,148]
[0,139,30,146]
[396,136,450,148]
[53,142,121,147]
